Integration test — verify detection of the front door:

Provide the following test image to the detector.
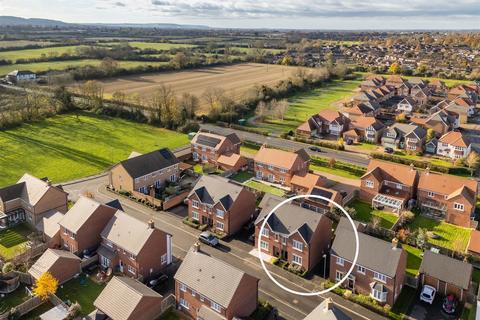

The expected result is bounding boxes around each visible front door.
[347,276,355,290]
[119,260,124,273]
[281,250,288,261]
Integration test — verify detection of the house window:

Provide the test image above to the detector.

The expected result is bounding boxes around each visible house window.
[161,254,167,265]
[180,283,187,292]
[211,302,222,313]
[374,272,387,283]
[100,256,110,268]
[192,200,199,209]
[105,240,113,248]
[170,175,176,182]
[192,211,199,221]
[292,254,302,265]
[427,191,434,198]
[216,209,224,219]
[372,289,387,302]
[366,180,374,188]
[216,221,224,231]
[200,295,205,302]
[262,228,269,238]
[279,177,285,183]
[268,165,274,170]
[127,265,136,274]
[179,298,189,309]
[292,240,303,252]
[260,241,269,250]
[191,290,196,297]
[139,186,147,194]
[454,203,464,211]
[280,168,287,173]
[128,252,136,260]
[357,266,366,274]
[335,271,344,282]
[336,257,344,266]
[256,171,263,179]
[281,236,287,245]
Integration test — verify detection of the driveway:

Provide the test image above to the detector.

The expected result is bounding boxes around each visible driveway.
[409,295,461,320]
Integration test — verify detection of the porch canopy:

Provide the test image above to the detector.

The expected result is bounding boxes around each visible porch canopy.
[372,193,403,213]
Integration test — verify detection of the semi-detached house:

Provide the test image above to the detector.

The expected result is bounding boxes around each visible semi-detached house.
[191,132,241,164]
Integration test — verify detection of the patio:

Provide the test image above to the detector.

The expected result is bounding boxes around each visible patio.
[372,193,404,214]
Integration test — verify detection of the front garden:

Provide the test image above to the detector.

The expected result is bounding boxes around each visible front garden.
[0,224,32,260]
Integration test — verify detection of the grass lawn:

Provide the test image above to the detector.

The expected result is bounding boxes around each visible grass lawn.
[404,244,423,277]
[391,286,417,318]
[0,285,31,314]
[230,171,254,183]
[310,163,362,180]
[472,268,480,284]
[0,112,189,187]
[159,309,190,320]
[240,145,260,155]
[244,180,286,197]
[0,45,86,62]
[0,59,168,76]
[253,79,360,133]
[354,143,378,151]
[407,215,472,251]
[56,274,106,316]
[349,200,398,229]
[0,224,32,260]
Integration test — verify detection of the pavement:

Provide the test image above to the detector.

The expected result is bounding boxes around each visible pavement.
[200,124,370,167]
[63,175,386,320]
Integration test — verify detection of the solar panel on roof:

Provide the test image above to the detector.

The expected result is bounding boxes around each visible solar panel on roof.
[197,135,221,148]
[159,149,173,159]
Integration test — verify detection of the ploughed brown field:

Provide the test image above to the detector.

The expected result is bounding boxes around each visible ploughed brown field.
[95,63,301,113]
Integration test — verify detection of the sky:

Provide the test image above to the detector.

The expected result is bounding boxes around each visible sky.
[1,0,480,30]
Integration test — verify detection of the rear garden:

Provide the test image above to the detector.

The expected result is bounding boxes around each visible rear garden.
[0,224,32,260]
[348,200,399,229]
[56,274,106,316]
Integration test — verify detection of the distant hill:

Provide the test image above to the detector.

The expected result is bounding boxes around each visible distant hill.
[0,16,209,29]
[0,16,68,26]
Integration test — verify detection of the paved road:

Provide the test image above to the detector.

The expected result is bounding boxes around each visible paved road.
[63,175,386,320]
[199,124,370,167]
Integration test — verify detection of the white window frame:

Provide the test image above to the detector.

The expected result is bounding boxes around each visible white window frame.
[211,301,222,313]
[427,191,434,198]
[161,254,167,265]
[366,180,374,188]
[292,254,302,266]
[336,257,344,266]
[192,200,199,209]
[357,265,366,275]
[292,240,303,252]
[127,265,136,274]
[192,211,199,221]
[335,271,343,282]
[260,240,269,250]
[216,209,225,219]
[180,283,187,292]
[374,272,387,283]
[262,228,269,238]
[454,202,464,211]
[216,221,224,231]
[179,298,189,309]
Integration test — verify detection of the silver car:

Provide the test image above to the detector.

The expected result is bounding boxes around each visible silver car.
[199,232,219,247]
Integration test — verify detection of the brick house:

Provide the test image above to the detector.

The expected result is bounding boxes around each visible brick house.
[255,197,333,271]
[217,153,248,173]
[191,132,241,164]
[346,102,381,120]
[0,174,68,228]
[448,84,479,104]
[381,123,426,152]
[419,251,473,302]
[98,211,173,280]
[428,79,447,95]
[396,97,417,114]
[330,218,407,306]
[28,249,81,285]
[175,245,259,320]
[386,76,411,96]
[296,110,350,137]
[410,85,431,106]
[411,109,458,137]
[298,186,343,214]
[187,175,256,235]
[290,173,327,195]
[417,170,478,227]
[94,276,164,320]
[360,160,418,214]
[346,116,385,143]
[360,75,386,91]
[109,148,179,195]
[445,98,476,124]
[59,196,117,255]
[436,131,472,159]
[253,146,310,187]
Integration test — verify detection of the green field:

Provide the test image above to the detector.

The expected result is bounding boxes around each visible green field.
[0,112,189,186]
[253,79,360,133]
[230,47,285,54]
[0,59,168,76]
[0,40,54,48]
[123,41,196,50]
[407,215,472,251]
[349,200,399,229]
[0,45,85,62]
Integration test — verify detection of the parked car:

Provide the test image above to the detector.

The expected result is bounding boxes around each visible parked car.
[420,285,436,304]
[442,294,458,314]
[82,247,97,259]
[308,146,321,153]
[148,273,168,288]
[199,232,219,247]
[346,139,353,145]
[384,147,394,154]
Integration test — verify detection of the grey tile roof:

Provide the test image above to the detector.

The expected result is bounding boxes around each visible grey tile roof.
[118,148,178,179]
[419,250,472,290]
[59,196,116,233]
[383,123,426,140]
[0,174,64,206]
[94,276,162,320]
[332,221,403,277]
[256,198,328,244]
[174,248,256,308]
[304,299,351,320]
[188,175,243,210]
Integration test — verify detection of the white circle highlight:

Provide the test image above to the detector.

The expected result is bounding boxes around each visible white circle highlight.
[257,194,360,296]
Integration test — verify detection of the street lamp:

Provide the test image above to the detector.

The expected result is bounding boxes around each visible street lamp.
[322,253,328,279]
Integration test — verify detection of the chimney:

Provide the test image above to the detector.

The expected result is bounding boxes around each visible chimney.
[46,180,52,186]
[391,238,399,250]
[425,166,430,175]
[324,298,333,311]
[193,242,201,253]
[148,220,155,229]
[410,163,415,171]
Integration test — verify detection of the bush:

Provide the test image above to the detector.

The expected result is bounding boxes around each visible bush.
[183,217,200,229]
[270,257,280,265]
[178,121,200,134]
[289,135,345,151]
[2,262,14,273]
[198,224,208,231]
